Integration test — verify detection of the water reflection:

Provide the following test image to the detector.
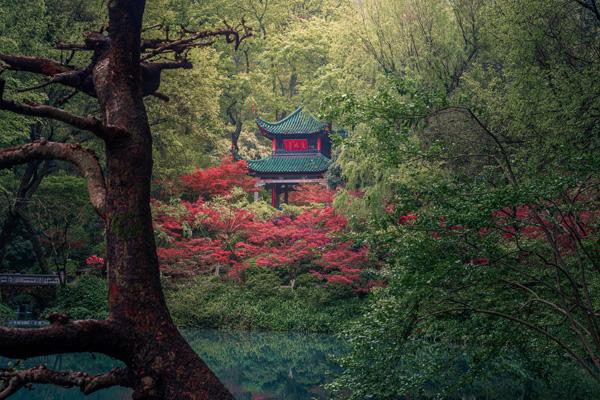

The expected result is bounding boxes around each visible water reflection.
[0,329,344,399]
[187,329,344,400]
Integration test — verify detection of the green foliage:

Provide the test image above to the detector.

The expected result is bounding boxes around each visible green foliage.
[45,275,108,320]
[2,0,599,397]
[0,303,14,322]
[165,273,365,333]
[323,0,600,397]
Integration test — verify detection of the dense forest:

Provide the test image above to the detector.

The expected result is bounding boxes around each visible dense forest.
[0,0,599,399]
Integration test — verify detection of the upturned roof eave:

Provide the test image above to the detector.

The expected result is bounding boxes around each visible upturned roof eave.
[246,153,331,174]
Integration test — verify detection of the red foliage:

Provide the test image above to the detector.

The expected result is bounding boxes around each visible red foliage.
[85,255,106,272]
[492,204,598,254]
[155,200,371,289]
[397,213,417,225]
[153,159,374,290]
[85,255,105,265]
[415,201,600,264]
[180,156,257,199]
[470,257,489,266]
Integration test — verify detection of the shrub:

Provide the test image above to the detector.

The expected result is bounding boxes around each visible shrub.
[165,275,366,333]
[45,274,109,319]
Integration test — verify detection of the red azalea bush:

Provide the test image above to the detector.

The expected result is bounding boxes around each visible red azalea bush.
[85,255,106,272]
[153,160,377,292]
[180,156,257,199]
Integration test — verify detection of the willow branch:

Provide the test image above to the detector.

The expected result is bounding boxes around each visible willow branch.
[435,299,600,383]
[0,141,106,218]
[572,0,600,21]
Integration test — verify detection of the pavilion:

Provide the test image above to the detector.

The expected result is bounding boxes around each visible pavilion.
[246,107,332,208]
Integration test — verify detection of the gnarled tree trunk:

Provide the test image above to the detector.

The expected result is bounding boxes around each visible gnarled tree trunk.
[0,0,250,398]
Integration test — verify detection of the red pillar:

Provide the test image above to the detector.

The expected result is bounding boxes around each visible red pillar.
[271,184,276,207]
[272,138,276,152]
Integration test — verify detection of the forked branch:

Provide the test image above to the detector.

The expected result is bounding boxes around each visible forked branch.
[0,22,251,105]
[0,141,107,218]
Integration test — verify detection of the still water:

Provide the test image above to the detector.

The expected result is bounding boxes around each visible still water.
[0,329,344,400]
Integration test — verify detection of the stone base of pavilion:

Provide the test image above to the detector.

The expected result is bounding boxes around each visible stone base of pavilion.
[255,178,327,208]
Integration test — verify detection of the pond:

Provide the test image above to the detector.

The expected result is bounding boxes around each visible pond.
[0,328,345,399]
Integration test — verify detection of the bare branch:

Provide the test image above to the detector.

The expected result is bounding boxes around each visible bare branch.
[432,106,518,186]
[0,365,131,398]
[149,92,170,102]
[0,140,107,218]
[141,22,252,61]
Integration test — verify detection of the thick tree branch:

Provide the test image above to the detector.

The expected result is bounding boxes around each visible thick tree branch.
[0,22,251,105]
[16,70,90,95]
[144,60,193,70]
[0,317,127,360]
[0,54,73,77]
[0,141,107,218]
[0,365,131,398]
[0,96,121,140]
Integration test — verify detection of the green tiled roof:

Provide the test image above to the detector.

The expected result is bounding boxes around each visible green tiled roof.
[247,153,331,174]
[256,107,329,135]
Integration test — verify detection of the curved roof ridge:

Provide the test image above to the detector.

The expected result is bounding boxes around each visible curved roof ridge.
[255,106,329,135]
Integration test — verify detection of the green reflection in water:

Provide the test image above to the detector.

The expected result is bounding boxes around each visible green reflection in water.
[187,329,345,400]
[0,329,345,400]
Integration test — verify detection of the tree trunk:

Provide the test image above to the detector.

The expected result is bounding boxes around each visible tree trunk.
[0,159,52,274]
[18,213,49,274]
[0,1,245,397]
[86,2,232,398]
